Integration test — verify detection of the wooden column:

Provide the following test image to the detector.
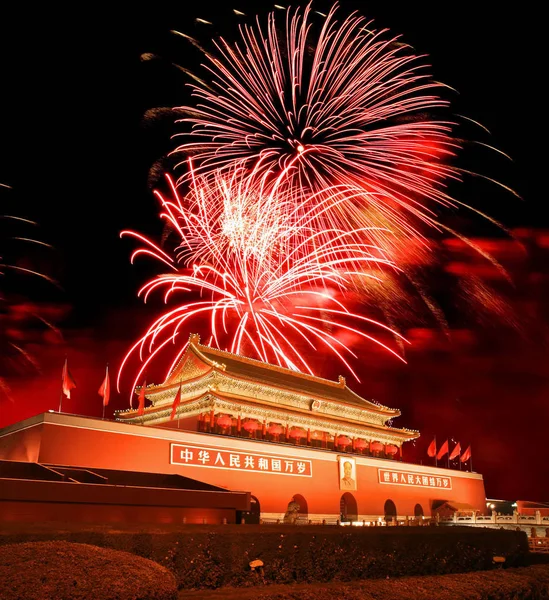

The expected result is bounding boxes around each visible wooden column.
[307,428,311,445]
[209,410,215,431]
[237,414,241,435]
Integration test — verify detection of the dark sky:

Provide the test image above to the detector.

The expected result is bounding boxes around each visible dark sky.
[1,2,547,501]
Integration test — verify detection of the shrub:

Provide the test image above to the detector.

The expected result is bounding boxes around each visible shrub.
[254,564,549,600]
[0,541,177,600]
[0,525,529,591]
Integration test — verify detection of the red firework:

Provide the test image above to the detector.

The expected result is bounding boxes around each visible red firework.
[0,207,62,400]
[174,3,460,246]
[117,167,408,395]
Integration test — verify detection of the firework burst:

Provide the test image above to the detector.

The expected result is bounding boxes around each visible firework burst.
[121,4,519,395]
[118,167,408,395]
[174,3,461,247]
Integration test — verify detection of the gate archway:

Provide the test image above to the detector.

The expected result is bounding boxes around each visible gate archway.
[340,493,358,522]
[384,499,397,523]
[237,495,260,524]
[284,494,308,523]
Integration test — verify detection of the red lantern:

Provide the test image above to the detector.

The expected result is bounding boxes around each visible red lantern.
[268,423,284,435]
[354,439,368,449]
[337,435,352,446]
[370,441,383,452]
[311,430,323,440]
[216,415,233,429]
[289,427,305,439]
[242,420,259,432]
[386,445,399,455]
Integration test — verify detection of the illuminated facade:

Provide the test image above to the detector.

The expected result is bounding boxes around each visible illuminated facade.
[0,335,488,524]
[116,334,418,457]
[110,334,486,522]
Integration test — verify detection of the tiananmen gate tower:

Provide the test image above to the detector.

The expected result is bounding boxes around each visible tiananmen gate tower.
[0,334,487,524]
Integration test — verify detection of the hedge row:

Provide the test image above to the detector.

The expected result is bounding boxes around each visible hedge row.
[251,564,549,600]
[0,526,529,590]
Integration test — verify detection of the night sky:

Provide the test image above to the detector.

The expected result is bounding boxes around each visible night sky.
[1,2,546,501]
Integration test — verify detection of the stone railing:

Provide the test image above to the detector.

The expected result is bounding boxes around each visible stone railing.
[258,511,549,529]
[529,537,549,553]
[259,515,432,527]
[440,510,548,526]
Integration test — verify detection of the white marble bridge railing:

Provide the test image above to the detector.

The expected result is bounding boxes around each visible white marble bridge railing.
[258,512,549,528]
[259,515,432,526]
[439,511,549,526]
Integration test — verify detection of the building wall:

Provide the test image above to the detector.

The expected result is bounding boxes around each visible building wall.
[0,414,487,520]
[0,501,234,525]
[517,501,549,517]
[0,421,43,462]
[0,469,248,525]
[155,416,197,431]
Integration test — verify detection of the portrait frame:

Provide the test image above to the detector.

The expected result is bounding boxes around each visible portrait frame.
[338,455,357,491]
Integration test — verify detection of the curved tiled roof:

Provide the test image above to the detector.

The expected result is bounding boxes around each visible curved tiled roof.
[189,337,398,416]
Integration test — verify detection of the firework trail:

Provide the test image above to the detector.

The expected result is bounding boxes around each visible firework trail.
[117,166,409,395]
[174,3,462,250]
[0,193,61,399]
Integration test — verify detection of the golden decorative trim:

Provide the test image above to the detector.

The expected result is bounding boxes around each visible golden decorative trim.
[119,394,418,444]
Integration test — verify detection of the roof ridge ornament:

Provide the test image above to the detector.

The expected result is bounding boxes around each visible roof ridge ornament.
[338,375,346,388]
[189,333,201,345]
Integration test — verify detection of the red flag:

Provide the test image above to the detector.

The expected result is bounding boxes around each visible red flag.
[427,438,437,458]
[137,380,146,416]
[449,442,461,461]
[460,445,472,462]
[98,366,110,407]
[170,385,182,420]
[61,359,76,399]
[436,439,449,461]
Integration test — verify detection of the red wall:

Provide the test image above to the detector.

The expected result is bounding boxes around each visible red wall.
[0,415,487,519]
[516,501,549,517]
[0,476,247,525]
[0,423,43,462]
[0,501,235,525]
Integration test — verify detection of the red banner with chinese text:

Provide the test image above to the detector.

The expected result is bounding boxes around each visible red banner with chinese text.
[378,468,452,490]
[171,443,312,477]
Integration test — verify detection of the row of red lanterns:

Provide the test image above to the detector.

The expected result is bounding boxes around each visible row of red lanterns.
[215,415,398,454]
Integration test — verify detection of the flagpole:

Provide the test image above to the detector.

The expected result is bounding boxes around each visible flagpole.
[177,376,181,429]
[470,445,473,472]
[435,434,437,468]
[101,364,109,420]
[59,357,67,413]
